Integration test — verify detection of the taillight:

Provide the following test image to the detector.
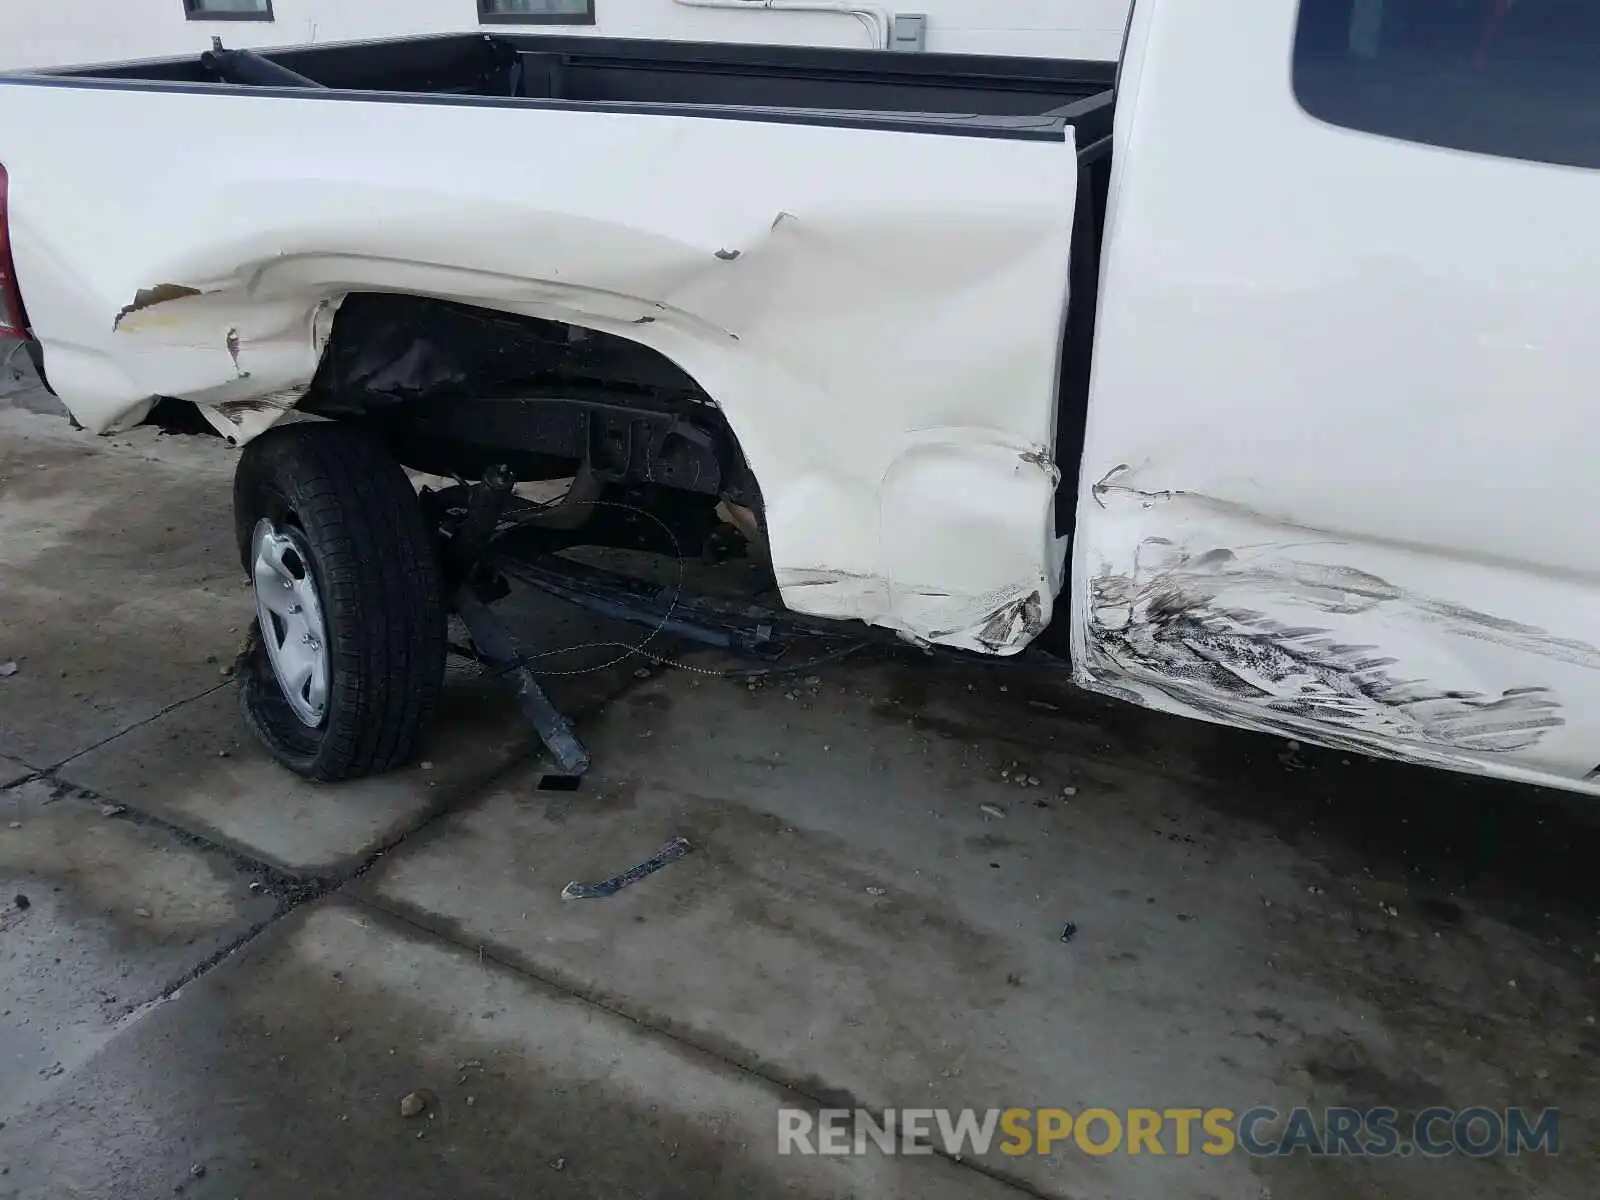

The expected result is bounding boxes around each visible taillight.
[0,163,30,339]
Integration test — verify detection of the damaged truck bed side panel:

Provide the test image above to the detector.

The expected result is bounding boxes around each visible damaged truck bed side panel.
[0,77,1079,654]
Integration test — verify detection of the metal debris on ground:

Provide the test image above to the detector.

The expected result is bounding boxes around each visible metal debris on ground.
[100,803,126,817]
[979,804,1007,820]
[0,661,17,678]
[399,1092,427,1118]
[865,887,888,897]
[1059,921,1078,944]
[561,837,693,900]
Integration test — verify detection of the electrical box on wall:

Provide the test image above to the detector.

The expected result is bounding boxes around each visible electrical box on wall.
[890,13,927,52]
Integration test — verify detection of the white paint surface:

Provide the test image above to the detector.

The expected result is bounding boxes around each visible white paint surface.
[1072,0,1600,794]
[0,0,1131,70]
[17,0,1596,800]
[0,82,1079,654]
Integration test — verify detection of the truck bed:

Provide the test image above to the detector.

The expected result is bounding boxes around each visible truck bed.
[32,33,1114,145]
[0,33,1113,656]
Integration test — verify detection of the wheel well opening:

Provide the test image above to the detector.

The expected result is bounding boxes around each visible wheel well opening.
[299,292,763,520]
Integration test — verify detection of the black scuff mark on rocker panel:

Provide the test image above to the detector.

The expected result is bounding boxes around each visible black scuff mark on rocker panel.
[1089,544,1574,755]
[974,590,1047,652]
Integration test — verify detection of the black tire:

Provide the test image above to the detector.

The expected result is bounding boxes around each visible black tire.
[232,422,447,782]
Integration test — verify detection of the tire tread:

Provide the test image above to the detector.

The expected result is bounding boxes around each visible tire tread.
[233,422,446,782]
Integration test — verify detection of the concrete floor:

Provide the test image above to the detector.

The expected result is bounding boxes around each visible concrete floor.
[1,393,1598,1199]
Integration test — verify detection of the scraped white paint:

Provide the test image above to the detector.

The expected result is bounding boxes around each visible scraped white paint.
[1076,487,1600,793]
[1072,0,1600,795]
[1,82,1078,652]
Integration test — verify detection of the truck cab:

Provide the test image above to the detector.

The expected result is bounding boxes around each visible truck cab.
[2,0,1598,797]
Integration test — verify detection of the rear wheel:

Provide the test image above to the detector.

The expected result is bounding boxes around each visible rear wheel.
[232,422,447,782]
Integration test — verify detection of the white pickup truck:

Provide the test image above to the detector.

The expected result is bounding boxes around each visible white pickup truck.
[2,0,1598,795]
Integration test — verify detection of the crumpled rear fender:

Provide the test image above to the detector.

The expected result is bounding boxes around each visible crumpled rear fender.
[7,87,1079,651]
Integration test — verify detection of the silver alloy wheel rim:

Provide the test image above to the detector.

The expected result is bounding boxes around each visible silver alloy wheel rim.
[250,518,329,729]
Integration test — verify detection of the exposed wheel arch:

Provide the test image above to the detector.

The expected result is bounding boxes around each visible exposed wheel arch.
[297,292,765,520]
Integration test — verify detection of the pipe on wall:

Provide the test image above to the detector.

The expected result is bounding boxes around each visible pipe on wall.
[671,0,891,50]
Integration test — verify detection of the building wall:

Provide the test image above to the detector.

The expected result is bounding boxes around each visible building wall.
[0,0,1130,71]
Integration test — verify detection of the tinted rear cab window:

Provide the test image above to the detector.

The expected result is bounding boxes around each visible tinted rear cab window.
[1294,0,1600,168]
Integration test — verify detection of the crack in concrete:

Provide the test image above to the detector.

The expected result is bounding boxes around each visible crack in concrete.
[47,681,235,774]
[21,729,546,994]
[21,741,1050,1194]
[354,893,1055,1200]
[9,651,1053,1195]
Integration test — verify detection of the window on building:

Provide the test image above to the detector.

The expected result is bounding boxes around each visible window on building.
[478,0,596,24]
[1293,0,1600,168]
[184,0,273,19]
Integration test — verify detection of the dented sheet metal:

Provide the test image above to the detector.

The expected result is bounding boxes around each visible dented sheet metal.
[1072,483,1600,793]
[3,83,1079,655]
[1090,542,1566,754]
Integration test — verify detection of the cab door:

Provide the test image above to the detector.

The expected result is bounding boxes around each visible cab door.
[1070,0,1600,792]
